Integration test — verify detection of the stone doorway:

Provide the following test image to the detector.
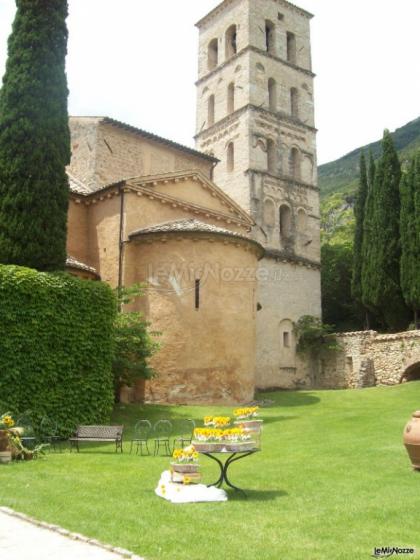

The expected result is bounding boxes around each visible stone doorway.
[401,362,420,382]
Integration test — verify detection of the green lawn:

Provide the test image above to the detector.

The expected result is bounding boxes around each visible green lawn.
[1,383,419,559]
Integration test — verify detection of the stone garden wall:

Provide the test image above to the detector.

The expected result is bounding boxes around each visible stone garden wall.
[315,330,420,389]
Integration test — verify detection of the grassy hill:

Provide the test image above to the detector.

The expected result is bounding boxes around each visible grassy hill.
[319,116,420,244]
[319,116,420,201]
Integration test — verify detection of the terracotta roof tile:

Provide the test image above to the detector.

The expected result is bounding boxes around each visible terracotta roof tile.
[67,173,90,195]
[129,218,245,237]
[66,256,99,276]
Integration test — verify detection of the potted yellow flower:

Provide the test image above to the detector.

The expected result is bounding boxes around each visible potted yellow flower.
[204,416,231,428]
[171,445,200,474]
[192,427,225,452]
[233,407,263,431]
[0,413,15,464]
[222,427,255,452]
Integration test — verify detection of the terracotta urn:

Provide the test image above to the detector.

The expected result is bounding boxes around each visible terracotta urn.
[403,411,420,469]
[0,450,12,464]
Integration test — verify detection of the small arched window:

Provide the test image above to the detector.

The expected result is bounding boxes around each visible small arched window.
[208,95,215,127]
[208,38,218,70]
[289,147,300,179]
[263,199,276,227]
[267,139,276,174]
[265,20,275,54]
[279,205,292,239]
[227,142,234,172]
[268,78,277,112]
[297,209,307,232]
[290,88,299,118]
[286,32,296,64]
[227,83,235,114]
[225,25,237,59]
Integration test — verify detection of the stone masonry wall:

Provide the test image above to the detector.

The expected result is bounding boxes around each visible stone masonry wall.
[316,330,420,389]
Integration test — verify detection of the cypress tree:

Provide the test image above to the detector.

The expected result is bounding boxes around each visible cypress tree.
[361,152,377,323]
[0,0,70,271]
[351,151,368,311]
[400,154,420,328]
[368,150,376,194]
[361,130,408,330]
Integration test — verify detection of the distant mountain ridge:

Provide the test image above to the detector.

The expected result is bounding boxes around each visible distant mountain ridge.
[318,116,420,246]
[318,116,420,200]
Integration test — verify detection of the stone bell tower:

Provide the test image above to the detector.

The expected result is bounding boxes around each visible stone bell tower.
[195,0,321,389]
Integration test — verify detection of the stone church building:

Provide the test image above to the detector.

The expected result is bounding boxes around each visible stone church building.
[66,0,321,404]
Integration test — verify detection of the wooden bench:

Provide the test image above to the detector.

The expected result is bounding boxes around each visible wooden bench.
[69,425,124,453]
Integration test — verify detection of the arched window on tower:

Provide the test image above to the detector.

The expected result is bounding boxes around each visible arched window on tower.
[267,139,276,174]
[297,208,307,232]
[208,95,215,127]
[289,147,300,180]
[290,87,299,118]
[225,25,237,59]
[208,38,218,70]
[268,78,277,112]
[286,32,296,64]
[279,205,292,239]
[227,83,235,114]
[227,142,234,172]
[265,20,275,54]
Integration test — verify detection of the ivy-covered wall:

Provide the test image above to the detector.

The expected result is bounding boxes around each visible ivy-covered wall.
[0,265,116,434]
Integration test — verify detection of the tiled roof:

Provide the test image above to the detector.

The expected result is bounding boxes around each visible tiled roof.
[129,218,262,248]
[67,173,90,195]
[101,117,219,163]
[66,256,99,276]
[69,116,218,164]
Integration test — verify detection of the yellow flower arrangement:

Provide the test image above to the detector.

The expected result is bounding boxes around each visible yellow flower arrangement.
[193,426,250,443]
[183,476,191,485]
[203,416,231,428]
[0,413,15,430]
[172,445,199,464]
[233,406,259,419]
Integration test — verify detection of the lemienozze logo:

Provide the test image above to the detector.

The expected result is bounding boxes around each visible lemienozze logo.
[372,547,416,558]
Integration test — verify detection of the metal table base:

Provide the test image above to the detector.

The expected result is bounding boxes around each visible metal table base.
[202,449,259,497]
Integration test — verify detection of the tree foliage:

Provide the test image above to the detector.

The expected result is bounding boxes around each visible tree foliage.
[294,315,340,355]
[400,153,420,327]
[321,242,362,331]
[113,285,160,400]
[361,130,409,330]
[0,0,70,271]
[351,151,368,306]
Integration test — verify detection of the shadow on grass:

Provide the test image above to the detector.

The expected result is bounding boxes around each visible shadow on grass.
[257,390,320,408]
[228,489,288,501]
[262,415,298,425]
[112,404,206,432]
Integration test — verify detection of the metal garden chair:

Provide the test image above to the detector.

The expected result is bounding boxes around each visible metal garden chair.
[16,411,37,450]
[153,419,172,456]
[130,419,152,455]
[39,415,60,452]
[172,418,195,451]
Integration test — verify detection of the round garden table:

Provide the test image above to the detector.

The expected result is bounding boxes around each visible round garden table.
[202,448,259,497]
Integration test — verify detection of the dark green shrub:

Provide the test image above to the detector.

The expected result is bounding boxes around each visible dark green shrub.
[0,265,116,435]
[113,284,160,401]
[294,315,340,355]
